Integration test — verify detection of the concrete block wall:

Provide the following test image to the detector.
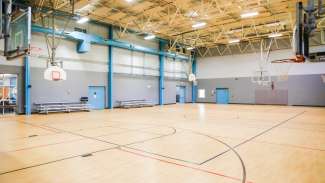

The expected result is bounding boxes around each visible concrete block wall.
[0,22,192,113]
[197,48,325,106]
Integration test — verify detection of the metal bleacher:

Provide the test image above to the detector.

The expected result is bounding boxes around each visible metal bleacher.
[117,99,154,109]
[34,102,90,114]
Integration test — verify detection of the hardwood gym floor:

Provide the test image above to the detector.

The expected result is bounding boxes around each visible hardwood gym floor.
[0,104,324,183]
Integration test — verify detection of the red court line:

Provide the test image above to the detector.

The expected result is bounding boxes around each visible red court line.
[119,148,252,183]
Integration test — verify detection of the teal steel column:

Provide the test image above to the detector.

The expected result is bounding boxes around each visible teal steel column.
[24,6,31,115]
[24,55,31,115]
[159,41,165,105]
[108,25,113,109]
[192,55,197,103]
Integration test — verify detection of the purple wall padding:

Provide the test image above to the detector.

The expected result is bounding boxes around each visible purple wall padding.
[255,89,288,105]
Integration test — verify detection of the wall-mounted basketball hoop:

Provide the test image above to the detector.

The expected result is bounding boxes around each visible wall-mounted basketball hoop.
[188,73,196,82]
[44,65,67,81]
[39,0,75,81]
[251,70,271,86]
[188,73,198,86]
[251,39,273,86]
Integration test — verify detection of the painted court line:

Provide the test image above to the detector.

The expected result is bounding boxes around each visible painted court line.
[199,111,306,165]
[119,148,252,183]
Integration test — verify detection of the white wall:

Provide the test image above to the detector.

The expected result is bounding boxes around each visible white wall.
[198,47,325,79]
[30,33,108,72]
[113,47,159,76]
[29,32,190,79]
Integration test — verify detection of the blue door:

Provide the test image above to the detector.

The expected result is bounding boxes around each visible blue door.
[88,86,105,109]
[216,88,229,104]
[177,86,186,104]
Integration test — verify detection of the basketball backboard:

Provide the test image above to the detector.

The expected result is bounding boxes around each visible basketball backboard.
[5,7,31,60]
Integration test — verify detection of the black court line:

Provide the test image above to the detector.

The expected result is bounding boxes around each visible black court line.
[124,146,201,165]
[42,123,199,164]
[199,111,306,165]
[86,125,167,136]
[4,131,65,142]
[1,125,160,153]
[44,122,167,136]
[0,123,181,175]
[2,119,248,183]
[0,138,85,153]
[0,146,118,175]
[0,129,161,154]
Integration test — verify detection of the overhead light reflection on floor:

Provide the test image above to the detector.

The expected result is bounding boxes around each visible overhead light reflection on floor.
[198,104,205,120]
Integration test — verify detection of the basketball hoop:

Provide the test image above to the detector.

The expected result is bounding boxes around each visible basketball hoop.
[188,73,196,82]
[44,65,67,81]
[251,70,271,86]
[270,55,304,82]
[271,55,305,63]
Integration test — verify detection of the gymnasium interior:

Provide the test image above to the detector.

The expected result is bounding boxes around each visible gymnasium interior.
[1,0,325,183]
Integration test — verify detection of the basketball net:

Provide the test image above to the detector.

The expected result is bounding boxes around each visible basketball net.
[251,39,273,86]
[44,60,67,81]
[44,65,67,81]
[186,55,198,86]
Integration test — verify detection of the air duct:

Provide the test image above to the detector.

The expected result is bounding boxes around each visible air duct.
[4,0,12,56]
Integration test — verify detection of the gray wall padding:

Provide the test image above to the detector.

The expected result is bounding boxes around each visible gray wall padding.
[113,75,159,106]
[30,68,107,109]
[197,74,325,106]
[197,77,255,104]
[0,65,192,112]
[288,74,325,106]
[165,80,177,104]
[113,76,192,106]
[255,89,288,105]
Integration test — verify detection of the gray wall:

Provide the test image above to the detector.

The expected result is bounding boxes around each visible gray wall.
[30,69,192,110]
[113,75,192,106]
[197,74,325,106]
[0,65,24,113]
[31,68,107,110]
[197,77,255,104]
[113,75,159,106]
[165,79,192,104]
[288,74,325,106]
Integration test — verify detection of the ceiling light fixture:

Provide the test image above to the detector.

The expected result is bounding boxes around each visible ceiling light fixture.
[265,22,285,27]
[268,33,283,38]
[192,22,207,29]
[144,34,156,40]
[125,0,134,2]
[240,11,259,18]
[229,39,240,44]
[77,17,89,24]
[187,47,195,50]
